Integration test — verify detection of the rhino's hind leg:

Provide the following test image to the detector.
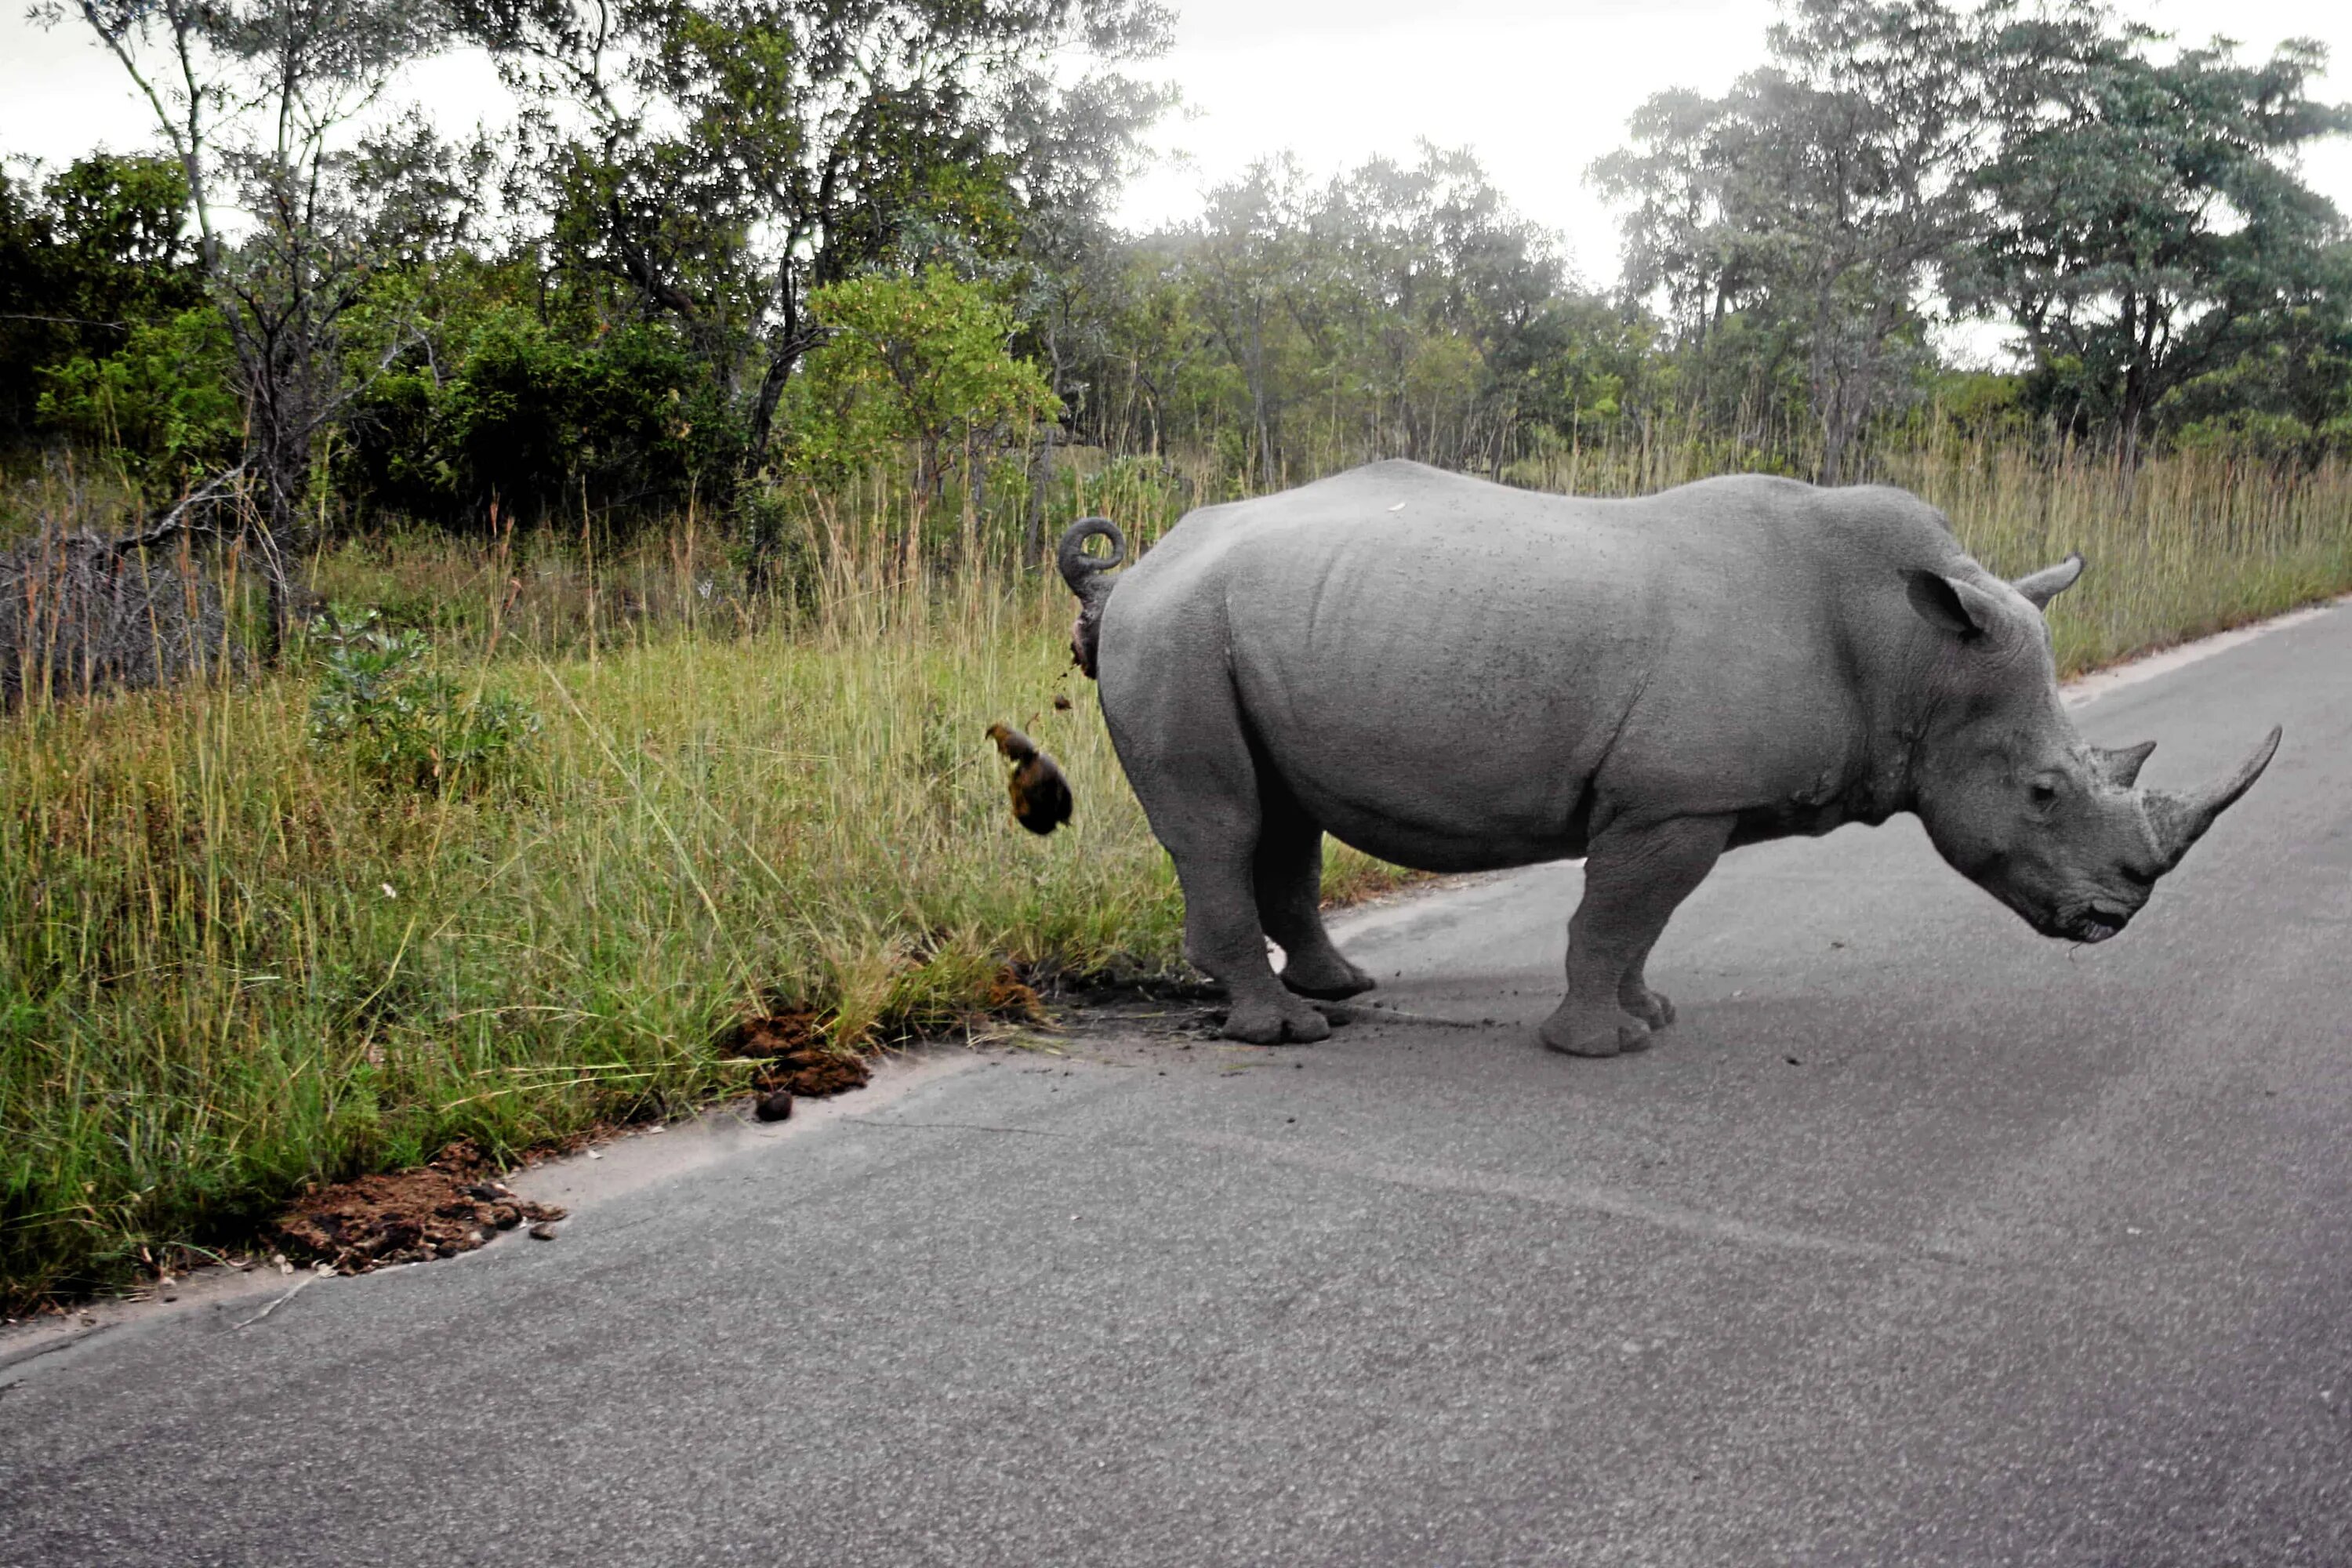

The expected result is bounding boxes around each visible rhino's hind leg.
[1253,786,1374,1001]
[1176,852,1333,1044]
[1617,948,1675,1030]
[1540,815,1733,1058]
[1110,668,1328,1044]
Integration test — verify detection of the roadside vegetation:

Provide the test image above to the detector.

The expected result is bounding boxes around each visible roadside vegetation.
[5,0,2352,1303]
[8,431,2347,1305]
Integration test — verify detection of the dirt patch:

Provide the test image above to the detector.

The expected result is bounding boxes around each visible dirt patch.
[727,1011,873,1098]
[276,1141,568,1273]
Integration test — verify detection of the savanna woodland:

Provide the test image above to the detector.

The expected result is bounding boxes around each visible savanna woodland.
[4,0,2350,1303]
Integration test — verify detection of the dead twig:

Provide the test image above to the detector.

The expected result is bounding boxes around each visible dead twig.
[230,1274,316,1330]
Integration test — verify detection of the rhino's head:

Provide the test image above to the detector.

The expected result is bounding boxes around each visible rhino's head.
[1904,556,2280,944]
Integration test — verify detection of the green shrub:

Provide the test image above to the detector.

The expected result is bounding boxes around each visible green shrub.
[307,608,539,793]
[340,310,745,529]
[788,265,1058,490]
[34,307,240,499]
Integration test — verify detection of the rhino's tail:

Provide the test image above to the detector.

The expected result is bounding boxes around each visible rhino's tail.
[1058,517,1126,680]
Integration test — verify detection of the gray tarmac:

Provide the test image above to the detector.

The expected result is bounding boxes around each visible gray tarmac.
[3,602,2349,1567]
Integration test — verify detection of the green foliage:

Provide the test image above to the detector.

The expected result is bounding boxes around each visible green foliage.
[1592,0,1984,479]
[0,152,204,452]
[342,310,746,527]
[6,0,2349,558]
[1963,19,2352,452]
[307,608,539,793]
[789,266,1058,487]
[35,308,241,495]
[1047,143,1630,483]
[469,0,1171,479]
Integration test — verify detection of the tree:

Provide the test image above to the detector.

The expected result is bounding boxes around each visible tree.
[1185,157,1316,488]
[1319,143,1580,473]
[1593,0,1986,481]
[463,0,1172,495]
[1960,15,2352,462]
[43,0,453,649]
[0,153,204,451]
[1004,69,1178,557]
[789,263,1057,499]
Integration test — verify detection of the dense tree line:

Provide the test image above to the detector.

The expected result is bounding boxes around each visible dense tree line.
[4,0,2348,583]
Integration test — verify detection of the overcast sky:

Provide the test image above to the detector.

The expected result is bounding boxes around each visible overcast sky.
[4,0,2349,289]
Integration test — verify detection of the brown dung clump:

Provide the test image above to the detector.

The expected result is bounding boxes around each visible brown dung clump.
[276,1141,566,1272]
[728,1011,873,1098]
[984,721,1074,835]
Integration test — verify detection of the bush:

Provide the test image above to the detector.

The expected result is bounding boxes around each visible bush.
[787,265,1058,491]
[34,308,241,499]
[307,608,539,793]
[340,311,745,530]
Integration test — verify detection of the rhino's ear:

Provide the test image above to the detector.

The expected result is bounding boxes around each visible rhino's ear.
[1905,570,2004,643]
[2012,554,2085,610]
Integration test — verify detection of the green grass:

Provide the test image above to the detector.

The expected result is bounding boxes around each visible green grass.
[5,435,2350,1305]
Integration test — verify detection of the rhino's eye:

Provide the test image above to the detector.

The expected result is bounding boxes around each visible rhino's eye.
[2028,780,2060,810]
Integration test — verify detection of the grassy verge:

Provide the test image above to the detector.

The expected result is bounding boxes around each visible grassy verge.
[0,568,1410,1305]
[5,440,2350,1305]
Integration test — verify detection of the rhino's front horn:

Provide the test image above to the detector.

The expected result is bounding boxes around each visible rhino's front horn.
[2143,727,2282,869]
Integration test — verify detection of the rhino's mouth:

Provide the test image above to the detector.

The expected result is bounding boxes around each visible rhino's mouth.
[2063,906,2132,944]
[2020,899,2134,943]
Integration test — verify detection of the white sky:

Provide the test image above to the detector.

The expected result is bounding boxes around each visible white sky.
[3,0,2348,289]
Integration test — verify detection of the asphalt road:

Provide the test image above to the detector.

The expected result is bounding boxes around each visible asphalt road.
[5,602,2350,1568]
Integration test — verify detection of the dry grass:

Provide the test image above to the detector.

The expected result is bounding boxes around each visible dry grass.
[1511,425,2352,675]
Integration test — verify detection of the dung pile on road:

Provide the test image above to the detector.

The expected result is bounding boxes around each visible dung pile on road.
[728,1011,873,1098]
[276,1141,566,1272]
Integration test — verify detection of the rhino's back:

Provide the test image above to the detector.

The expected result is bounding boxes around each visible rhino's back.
[1098,462,1951,869]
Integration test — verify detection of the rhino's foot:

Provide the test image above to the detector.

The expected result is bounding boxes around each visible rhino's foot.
[1222,992,1332,1045]
[1537,1002,1653,1058]
[1279,950,1376,1001]
[1618,985,1675,1031]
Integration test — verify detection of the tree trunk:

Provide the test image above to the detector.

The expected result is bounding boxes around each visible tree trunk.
[1025,423,1058,568]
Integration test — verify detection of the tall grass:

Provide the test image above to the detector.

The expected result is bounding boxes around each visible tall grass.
[1509,421,2352,673]
[4,430,2350,1305]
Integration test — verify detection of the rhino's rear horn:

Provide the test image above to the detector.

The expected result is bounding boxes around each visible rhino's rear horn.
[2143,727,2281,869]
[2093,740,2157,789]
[2012,553,2085,609]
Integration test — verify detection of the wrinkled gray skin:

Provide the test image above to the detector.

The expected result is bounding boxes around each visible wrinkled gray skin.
[1065,460,2281,1053]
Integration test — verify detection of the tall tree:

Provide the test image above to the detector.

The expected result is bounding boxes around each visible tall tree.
[1005,69,1177,557]
[1186,156,1314,488]
[1960,13,2351,462]
[1594,0,1985,481]
[463,0,1172,492]
[43,0,451,648]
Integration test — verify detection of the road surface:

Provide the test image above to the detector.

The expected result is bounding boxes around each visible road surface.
[5,602,2350,1566]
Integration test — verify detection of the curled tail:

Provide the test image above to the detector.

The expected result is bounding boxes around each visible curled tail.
[1058,517,1127,679]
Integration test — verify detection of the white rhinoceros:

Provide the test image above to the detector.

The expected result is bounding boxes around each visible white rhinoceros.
[1059,459,2280,1054]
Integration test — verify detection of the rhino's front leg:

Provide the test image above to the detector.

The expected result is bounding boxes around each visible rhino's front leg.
[1540,815,1733,1058]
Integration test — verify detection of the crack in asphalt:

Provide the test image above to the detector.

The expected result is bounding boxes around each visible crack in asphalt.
[0,1323,112,1375]
[842,1104,1964,1267]
[842,1116,1073,1138]
[1178,1128,1948,1264]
